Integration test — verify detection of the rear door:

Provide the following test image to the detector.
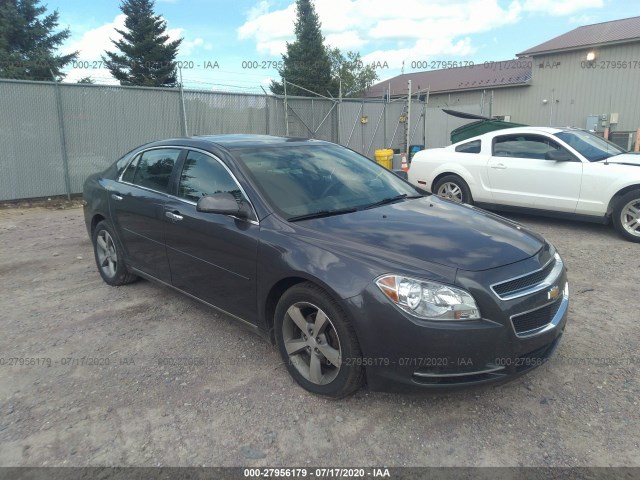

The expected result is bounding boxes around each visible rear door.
[163,149,260,322]
[110,147,183,281]
[486,133,583,212]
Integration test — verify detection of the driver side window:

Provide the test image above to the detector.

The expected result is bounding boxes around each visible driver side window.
[178,150,243,203]
[493,135,569,160]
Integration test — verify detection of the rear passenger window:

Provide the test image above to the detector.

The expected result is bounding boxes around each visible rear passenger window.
[121,154,140,183]
[131,149,180,193]
[178,150,242,202]
[455,140,481,153]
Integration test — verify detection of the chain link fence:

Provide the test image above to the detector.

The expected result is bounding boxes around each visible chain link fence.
[0,79,479,201]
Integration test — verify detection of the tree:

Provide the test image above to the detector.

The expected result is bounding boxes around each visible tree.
[102,0,182,87]
[270,0,331,96]
[0,0,77,81]
[328,48,378,97]
[77,76,95,84]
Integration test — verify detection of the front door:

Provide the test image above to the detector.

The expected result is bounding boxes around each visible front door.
[486,133,583,213]
[164,150,260,322]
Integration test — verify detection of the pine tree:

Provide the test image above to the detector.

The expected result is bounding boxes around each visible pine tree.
[270,0,331,96]
[328,48,378,97]
[0,0,77,81]
[103,0,182,87]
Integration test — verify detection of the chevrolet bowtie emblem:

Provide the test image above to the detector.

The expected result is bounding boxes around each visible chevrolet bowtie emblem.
[548,285,560,300]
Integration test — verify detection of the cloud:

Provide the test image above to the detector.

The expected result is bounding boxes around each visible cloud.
[569,14,597,24]
[521,0,603,16]
[237,0,605,65]
[181,37,204,56]
[237,2,297,55]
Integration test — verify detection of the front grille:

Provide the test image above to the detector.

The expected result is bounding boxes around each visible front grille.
[511,299,563,335]
[492,260,556,298]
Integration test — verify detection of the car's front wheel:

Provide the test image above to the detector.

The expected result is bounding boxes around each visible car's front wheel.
[612,190,640,243]
[92,220,138,285]
[433,175,473,204]
[274,283,364,398]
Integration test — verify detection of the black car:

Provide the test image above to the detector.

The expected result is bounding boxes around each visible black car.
[83,135,568,398]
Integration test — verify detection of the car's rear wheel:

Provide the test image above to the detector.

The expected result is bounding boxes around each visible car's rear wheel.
[612,190,640,242]
[433,175,473,204]
[92,220,138,285]
[274,282,364,398]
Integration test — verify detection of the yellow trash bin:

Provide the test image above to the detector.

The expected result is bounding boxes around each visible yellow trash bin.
[374,149,394,169]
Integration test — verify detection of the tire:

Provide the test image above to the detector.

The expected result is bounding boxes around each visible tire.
[433,175,473,204]
[612,190,640,243]
[92,220,138,286]
[274,282,364,398]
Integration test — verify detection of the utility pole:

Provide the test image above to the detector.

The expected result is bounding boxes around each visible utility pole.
[405,80,412,154]
[50,69,71,200]
[337,77,342,144]
[179,66,188,136]
[284,78,289,136]
[423,87,430,148]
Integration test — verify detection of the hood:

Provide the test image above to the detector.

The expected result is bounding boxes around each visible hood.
[606,153,640,167]
[293,196,544,272]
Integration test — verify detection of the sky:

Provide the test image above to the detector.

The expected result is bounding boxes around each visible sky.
[48,0,640,93]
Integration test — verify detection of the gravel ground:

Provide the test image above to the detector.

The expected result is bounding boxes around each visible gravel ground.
[0,205,638,467]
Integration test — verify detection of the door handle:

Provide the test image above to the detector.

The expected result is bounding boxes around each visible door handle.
[490,163,507,170]
[165,211,183,222]
[111,193,123,201]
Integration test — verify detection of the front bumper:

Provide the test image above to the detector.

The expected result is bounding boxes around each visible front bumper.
[344,270,568,393]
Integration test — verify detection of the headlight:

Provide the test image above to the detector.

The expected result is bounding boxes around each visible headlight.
[376,275,480,320]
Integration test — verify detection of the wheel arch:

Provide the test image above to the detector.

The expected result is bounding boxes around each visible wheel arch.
[91,213,107,235]
[430,166,476,194]
[607,184,640,216]
[262,275,349,345]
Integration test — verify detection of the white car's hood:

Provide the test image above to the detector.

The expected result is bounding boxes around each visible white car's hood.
[605,153,640,166]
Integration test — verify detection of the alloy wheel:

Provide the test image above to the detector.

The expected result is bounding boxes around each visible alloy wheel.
[281,302,342,385]
[437,182,463,202]
[96,230,118,278]
[621,198,640,238]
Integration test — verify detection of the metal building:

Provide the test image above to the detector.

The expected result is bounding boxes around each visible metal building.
[365,16,640,149]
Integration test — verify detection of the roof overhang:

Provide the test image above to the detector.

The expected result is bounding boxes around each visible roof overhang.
[517,38,640,57]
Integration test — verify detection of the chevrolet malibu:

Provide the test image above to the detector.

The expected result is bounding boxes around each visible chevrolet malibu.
[83,135,568,398]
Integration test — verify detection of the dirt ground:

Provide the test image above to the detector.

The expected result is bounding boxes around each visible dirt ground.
[0,204,638,468]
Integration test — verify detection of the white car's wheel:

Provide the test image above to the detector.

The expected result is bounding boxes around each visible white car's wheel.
[613,190,640,243]
[433,175,473,204]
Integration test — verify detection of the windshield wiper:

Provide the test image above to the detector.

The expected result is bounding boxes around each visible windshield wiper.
[363,193,423,210]
[287,207,359,222]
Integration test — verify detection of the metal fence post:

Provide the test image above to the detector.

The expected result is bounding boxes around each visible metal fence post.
[179,67,188,136]
[51,72,72,200]
[265,94,270,135]
[283,78,289,136]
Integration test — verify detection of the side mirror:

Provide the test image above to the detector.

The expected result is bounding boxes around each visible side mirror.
[545,149,574,162]
[196,192,249,219]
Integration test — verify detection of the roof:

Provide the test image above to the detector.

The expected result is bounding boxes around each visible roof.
[518,16,640,57]
[148,134,323,151]
[451,126,572,143]
[364,61,531,98]
[194,134,314,147]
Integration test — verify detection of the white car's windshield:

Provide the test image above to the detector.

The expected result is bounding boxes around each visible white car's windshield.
[554,130,625,162]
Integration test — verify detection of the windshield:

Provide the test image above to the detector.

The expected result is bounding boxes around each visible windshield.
[234,144,421,220]
[554,130,625,162]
